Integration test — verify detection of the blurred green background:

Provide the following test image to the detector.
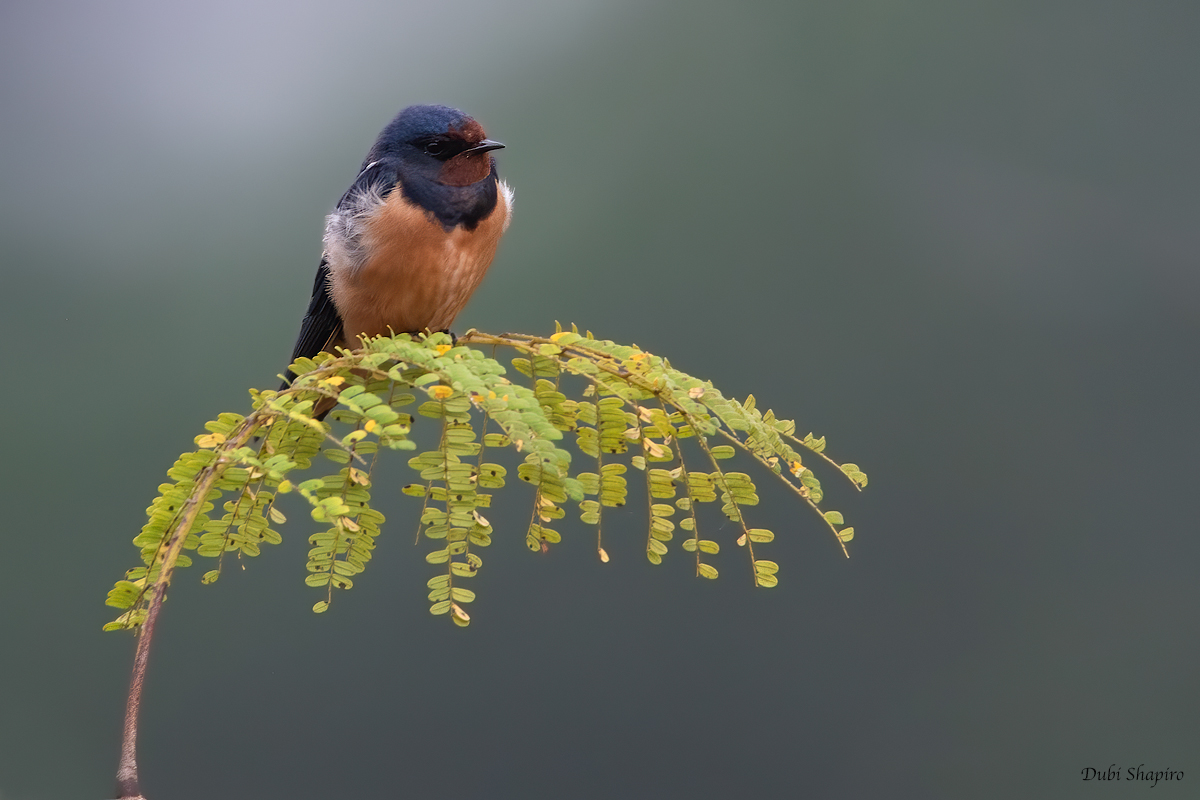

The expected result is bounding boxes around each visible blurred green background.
[2,1,1197,797]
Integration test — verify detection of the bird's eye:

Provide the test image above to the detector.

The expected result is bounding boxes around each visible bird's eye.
[423,140,444,156]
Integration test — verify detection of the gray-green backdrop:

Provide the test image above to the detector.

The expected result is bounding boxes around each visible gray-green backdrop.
[2,1,1197,797]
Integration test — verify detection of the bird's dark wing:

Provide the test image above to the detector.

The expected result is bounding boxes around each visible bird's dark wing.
[281,159,399,390]
[281,257,342,389]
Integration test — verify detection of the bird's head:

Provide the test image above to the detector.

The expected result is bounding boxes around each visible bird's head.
[373,104,504,187]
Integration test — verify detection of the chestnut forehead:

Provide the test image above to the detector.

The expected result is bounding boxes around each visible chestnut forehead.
[447,118,486,143]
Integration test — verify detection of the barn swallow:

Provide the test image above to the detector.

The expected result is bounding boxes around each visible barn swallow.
[283,104,512,397]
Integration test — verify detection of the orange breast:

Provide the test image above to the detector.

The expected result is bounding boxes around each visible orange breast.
[329,182,511,346]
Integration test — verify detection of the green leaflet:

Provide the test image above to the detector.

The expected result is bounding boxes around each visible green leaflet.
[105,329,866,632]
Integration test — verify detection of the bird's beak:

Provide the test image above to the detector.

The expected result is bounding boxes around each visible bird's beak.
[463,139,505,156]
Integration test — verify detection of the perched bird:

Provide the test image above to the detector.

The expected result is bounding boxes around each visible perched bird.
[283,104,513,395]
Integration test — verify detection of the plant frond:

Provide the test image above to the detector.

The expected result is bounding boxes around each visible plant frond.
[105,330,867,631]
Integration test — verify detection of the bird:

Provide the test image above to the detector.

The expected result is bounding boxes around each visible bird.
[282,104,513,403]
